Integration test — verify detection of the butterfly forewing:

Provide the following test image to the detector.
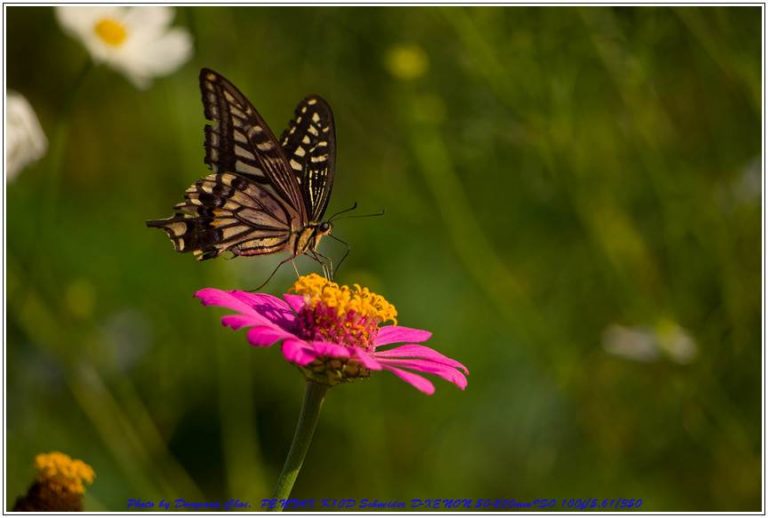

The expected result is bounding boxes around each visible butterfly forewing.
[200,68,306,223]
[280,96,336,221]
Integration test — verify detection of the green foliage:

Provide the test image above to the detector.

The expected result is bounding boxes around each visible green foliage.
[6,6,761,511]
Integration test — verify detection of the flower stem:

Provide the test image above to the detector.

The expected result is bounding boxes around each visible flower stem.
[270,381,328,510]
[30,59,93,294]
[38,59,92,221]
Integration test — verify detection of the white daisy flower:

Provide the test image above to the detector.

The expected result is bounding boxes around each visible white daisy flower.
[55,6,193,90]
[6,92,48,182]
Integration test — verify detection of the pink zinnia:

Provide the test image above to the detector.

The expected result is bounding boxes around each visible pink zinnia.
[195,274,468,395]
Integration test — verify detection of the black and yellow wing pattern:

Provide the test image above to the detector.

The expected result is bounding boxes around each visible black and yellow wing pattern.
[280,96,336,222]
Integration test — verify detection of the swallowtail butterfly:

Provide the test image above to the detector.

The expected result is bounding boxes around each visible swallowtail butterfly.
[147,68,338,274]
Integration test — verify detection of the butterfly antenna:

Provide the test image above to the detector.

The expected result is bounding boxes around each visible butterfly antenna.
[332,208,385,221]
[329,234,351,276]
[328,202,358,221]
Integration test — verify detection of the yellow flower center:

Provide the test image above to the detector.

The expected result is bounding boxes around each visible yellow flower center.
[290,274,397,386]
[94,18,127,47]
[34,452,95,495]
[291,273,397,329]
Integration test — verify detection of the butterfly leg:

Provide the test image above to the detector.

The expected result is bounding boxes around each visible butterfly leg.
[328,234,351,278]
[321,256,333,280]
[308,250,333,280]
[252,256,295,291]
[319,252,334,280]
[291,259,301,278]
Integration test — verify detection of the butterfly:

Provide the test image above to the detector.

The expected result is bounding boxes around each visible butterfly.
[147,68,344,279]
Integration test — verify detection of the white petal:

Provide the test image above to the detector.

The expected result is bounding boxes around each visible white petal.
[107,58,152,90]
[74,32,114,63]
[116,27,193,86]
[5,92,47,181]
[136,28,193,75]
[122,6,175,37]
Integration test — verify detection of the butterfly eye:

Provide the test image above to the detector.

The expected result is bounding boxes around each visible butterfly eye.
[319,222,332,233]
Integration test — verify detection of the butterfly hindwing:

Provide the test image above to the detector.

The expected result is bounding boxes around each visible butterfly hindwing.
[200,68,306,223]
[280,96,336,221]
[147,173,293,260]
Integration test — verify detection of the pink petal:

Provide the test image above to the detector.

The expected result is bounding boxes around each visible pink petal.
[353,349,384,370]
[374,344,469,374]
[231,292,296,329]
[195,289,296,330]
[283,294,306,314]
[308,341,352,359]
[246,326,296,348]
[281,339,317,366]
[381,365,435,395]
[229,291,285,307]
[374,325,432,346]
[378,358,468,390]
[221,314,257,330]
[195,288,257,315]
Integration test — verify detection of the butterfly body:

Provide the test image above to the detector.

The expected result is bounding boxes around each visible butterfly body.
[147,68,337,267]
[293,221,333,257]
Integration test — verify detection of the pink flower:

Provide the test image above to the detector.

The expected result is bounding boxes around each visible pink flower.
[195,274,468,395]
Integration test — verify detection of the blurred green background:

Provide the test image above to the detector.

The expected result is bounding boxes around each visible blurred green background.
[6,6,762,512]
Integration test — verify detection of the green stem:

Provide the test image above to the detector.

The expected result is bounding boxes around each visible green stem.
[270,381,328,510]
[60,58,93,119]
[29,58,93,295]
[35,58,92,233]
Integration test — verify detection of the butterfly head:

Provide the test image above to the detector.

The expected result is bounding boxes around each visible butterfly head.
[318,221,333,235]
[312,221,333,249]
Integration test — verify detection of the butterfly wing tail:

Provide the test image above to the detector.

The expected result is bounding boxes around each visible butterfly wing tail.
[147,172,297,261]
[146,215,220,260]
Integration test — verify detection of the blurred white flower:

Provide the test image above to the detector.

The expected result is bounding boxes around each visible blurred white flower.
[602,320,698,364]
[6,92,47,181]
[602,324,659,363]
[55,6,193,89]
[733,156,761,204]
[655,320,698,364]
